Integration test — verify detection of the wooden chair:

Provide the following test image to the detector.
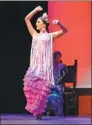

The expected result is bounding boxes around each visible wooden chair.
[63,60,77,116]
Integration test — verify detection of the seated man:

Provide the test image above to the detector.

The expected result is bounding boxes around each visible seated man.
[46,51,68,116]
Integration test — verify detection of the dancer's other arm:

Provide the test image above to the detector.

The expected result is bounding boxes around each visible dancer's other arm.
[51,20,67,39]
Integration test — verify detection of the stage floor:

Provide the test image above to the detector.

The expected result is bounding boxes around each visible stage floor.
[1,114,91,124]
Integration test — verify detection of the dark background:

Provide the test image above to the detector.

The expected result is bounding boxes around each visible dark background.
[0,1,48,113]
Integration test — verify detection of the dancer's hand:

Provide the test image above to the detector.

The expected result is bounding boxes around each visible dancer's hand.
[35,6,43,11]
[52,20,59,25]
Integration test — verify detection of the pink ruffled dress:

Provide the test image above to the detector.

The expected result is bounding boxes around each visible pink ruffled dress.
[23,32,55,116]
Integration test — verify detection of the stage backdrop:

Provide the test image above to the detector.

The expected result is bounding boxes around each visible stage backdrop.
[48,1,91,88]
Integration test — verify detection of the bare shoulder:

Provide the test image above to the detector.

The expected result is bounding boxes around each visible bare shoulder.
[48,33,53,38]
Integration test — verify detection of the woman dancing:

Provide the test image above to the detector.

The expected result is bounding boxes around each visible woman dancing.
[23,6,67,120]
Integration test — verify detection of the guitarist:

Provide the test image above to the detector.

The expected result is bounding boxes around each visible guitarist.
[53,51,68,115]
[46,51,68,116]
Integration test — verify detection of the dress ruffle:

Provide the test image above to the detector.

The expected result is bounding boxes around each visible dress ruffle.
[23,68,51,116]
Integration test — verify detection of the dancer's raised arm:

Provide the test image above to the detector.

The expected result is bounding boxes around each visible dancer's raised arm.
[51,20,67,39]
[25,6,43,37]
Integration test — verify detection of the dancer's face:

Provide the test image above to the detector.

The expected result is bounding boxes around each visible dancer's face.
[36,18,46,31]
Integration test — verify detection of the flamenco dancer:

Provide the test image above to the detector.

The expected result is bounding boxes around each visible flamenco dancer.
[23,6,67,120]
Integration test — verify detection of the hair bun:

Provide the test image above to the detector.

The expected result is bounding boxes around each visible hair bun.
[42,13,48,18]
[42,13,49,24]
